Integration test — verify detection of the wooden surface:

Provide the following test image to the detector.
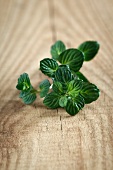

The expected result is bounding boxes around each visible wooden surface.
[0,0,113,169]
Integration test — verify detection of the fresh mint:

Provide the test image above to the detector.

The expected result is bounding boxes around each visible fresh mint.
[78,41,100,61]
[58,49,84,73]
[39,79,51,98]
[40,58,59,78]
[16,40,100,116]
[16,73,37,104]
[51,40,66,60]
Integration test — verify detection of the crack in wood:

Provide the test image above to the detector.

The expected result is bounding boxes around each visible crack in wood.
[60,115,62,131]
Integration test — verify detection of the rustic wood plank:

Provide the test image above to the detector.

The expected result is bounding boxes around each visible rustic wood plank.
[0,0,52,109]
[0,0,113,170]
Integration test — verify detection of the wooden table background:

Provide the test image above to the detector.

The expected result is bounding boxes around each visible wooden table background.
[0,0,113,170]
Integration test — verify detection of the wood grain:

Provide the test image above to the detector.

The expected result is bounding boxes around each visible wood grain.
[0,0,113,170]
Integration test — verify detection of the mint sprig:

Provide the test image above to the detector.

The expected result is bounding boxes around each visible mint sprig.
[58,49,84,73]
[16,40,100,116]
[16,73,31,91]
[39,79,51,98]
[40,58,59,78]
[43,92,60,109]
[51,40,66,60]
[17,73,37,104]
[78,41,100,61]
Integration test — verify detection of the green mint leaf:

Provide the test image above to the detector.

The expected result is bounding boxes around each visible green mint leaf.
[16,73,31,91]
[39,79,51,98]
[65,95,85,116]
[19,87,37,104]
[80,82,100,104]
[59,96,67,107]
[40,58,59,78]
[78,41,100,61]
[51,40,66,60]
[67,79,83,97]
[55,65,74,84]
[43,92,60,109]
[76,71,89,82]
[58,49,84,72]
[52,81,65,94]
